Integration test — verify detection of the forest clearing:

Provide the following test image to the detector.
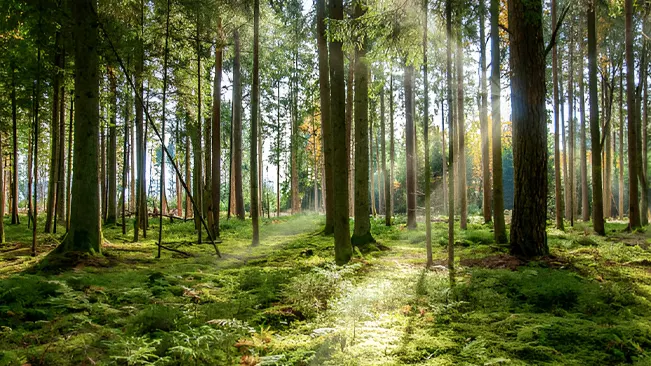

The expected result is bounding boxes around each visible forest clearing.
[1,214,651,365]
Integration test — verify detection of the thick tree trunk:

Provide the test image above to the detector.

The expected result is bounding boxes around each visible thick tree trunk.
[106,67,118,224]
[405,64,416,229]
[317,0,334,232]
[331,0,353,263]
[57,0,101,254]
[552,0,564,230]
[251,0,260,245]
[508,0,549,256]
[479,0,491,224]
[352,4,374,246]
[589,2,605,235]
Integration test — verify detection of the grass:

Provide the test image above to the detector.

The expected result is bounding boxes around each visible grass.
[0,214,650,365]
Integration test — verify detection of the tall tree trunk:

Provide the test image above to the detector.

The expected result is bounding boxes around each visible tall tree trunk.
[194,18,203,243]
[389,74,395,223]
[11,65,19,225]
[250,0,260,245]
[446,0,456,277]
[56,52,66,227]
[508,0,549,256]
[619,75,624,219]
[479,0,491,224]
[45,31,62,233]
[317,0,334,232]
[589,1,605,235]
[347,54,355,217]
[552,0,564,230]
[122,85,129,234]
[331,0,353,263]
[134,1,146,241]
[423,0,432,267]
[0,133,5,243]
[32,45,41,256]
[276,80,281,217]
[232,30,245,219]
[626,0,640,229]
[211,21,222,238]
[568,28,575,226]
[442,101,447,214]
[158,0,170,256]
[184,126,192,220]
[637,9,649,226]
[106,67,118,224]
[352,2,375,246]
[258,114,263,217]
[369,101,376,217]
[382,86,390,226]
[57,0,101,254]
[580,40,590,222]
[456,18,467,230]
[405,64,417,229]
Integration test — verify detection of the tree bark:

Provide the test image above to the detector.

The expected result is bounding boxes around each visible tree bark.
[405,63,416,229]
[232,30,245,219]
[456,18,467,230]
[580,40,590,222]
[251,0,260,245]
[45,31,62,233]
[568,28,575,226]
[317,0,334,232]
[589,2,605,235]
[382,86,390,226]
[347,54,355,217]
[423,0,432,267]
[57,0,101,254]
[552,0,564,230]
[331,0,353,263]
[211,22,222,237]
[619,75,625,219]
[508,0,549,256]
[446,0,456,276]
[626,0,641,229]
[479,0,491,224]
[106,67,118,224]
[11,64,19,225]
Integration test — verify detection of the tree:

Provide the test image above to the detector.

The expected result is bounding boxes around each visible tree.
[106,67,118,224]
[381,85,390,226]
[456,10,467,231]
[423,0,432,267]
[251,0,261,246]
[552,0,564,231]
[508,0,549,257]
[479,0,491,224]
[446,0,455,277]
[317,0,333,233]
[590,0,605,235]
[405,63,416,229]
[330,0,353,264]
[625,0,640,229]
[232,29,245,220]
[580,39,590,222]
[56,0,101,254]
[490,0,506,243]
[352,0,374,247]
[210,20,222,238]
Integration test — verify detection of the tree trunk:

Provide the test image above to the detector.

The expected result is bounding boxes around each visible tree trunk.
[369,101,376,217]
[442,101,447,214]
[446,0,456,276]
[194,19,203,244]
[317,0,334,232]
[57,0,101,254]
[382,86,390,226]
[479,0,491,224]
[105,67,118,224]
[211,22,222,238]
[101,108,106,222]
[589,2,606,235]
[625,0,641,229]
[57,52,66,227]
[619,75,625,219]
[134,3,146,241]
[580,40,590,222]
[347,54,355,217]
[122,85,129,234]
[331,0,353,263]
[11,66,19,225]
[352,3,375,246]
[552,0,564,230]
[32,46,41,256]
[251,0,260,245]
[0,133,5,243]
[389,74,395,223]
[232,30,245,220]
[423,0,432,267]
[508,0,549,256]
[568,29,575,226]
[456,20,467,230]
[405,63,416,229]
[276,80,281,217]
[45,31,62,233]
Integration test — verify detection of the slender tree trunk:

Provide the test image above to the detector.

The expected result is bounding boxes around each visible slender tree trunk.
[456,19,467,230]
[232,31,245,219]
[568,29,575,226]
[442,101,447,214]
[211,21,222,238]
[382,86,390,226]
[580,40,590,222]
[626,0,640,229]
[589,2,605,235]
[317,0,334,232]
[423,0,432,267]
[104,67,118,225]
[0,133,5,243]
[405,63,416,229]
[32,45,41,256]
[194,19,203,243]
[479,0,491,224]
[122,86,128,234]
[57,52,66,227]
[250,0,260,245]
[57,0,101,254]
[331,0,353,263]
[347,54,355,217]
[552,0,564,230]
[258,114,263,217]
[619,75,624,219]
[369,102,376,217]
[45,31,62,233]
[276,80,281,217]
[389,74,395,223]
[11,67,19,225]
[446,0,456,277]
[134,1,146,241]
[508,0,549,256]
[185,126,192,220]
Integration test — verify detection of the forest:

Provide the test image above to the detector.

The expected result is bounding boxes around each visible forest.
[1,0,651,364]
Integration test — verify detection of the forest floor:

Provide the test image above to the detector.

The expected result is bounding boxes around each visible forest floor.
[1,214,651,365]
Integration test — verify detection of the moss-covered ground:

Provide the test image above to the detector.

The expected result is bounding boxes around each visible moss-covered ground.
[1,214,651,365]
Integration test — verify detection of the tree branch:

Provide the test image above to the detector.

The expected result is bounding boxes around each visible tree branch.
[544,3,572,58]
